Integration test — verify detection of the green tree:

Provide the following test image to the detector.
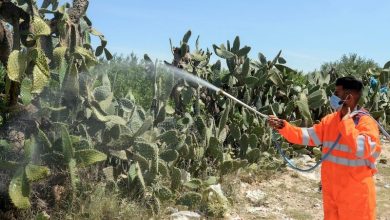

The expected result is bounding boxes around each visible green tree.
[97,54,154,109]
[318,53,379,78]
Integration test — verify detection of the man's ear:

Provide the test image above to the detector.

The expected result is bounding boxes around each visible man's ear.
[343,92,353,105]
[346,93,352,100]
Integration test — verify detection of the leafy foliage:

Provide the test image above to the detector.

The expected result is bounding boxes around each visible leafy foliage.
[0,4,389,217]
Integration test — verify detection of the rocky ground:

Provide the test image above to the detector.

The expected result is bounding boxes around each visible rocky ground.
[221,139,390,220]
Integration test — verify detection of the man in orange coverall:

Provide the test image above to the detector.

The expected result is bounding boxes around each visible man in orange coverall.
[268,76,381,220]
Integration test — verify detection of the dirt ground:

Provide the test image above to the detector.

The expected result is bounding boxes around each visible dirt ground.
[225,140,390,220]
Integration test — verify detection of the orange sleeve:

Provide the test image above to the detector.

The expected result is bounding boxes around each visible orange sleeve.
[278,119,324,147]
[338,116,381,159]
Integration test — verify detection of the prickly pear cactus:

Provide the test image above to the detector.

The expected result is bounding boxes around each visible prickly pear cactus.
[171,167,181,191]
[133,142,158,162]
[246,148,262,163]
[207,137,223,161]
[154,185,173,201]
[128,162,146,197]
[176,192,202,208]
[158,160,169,176]
[159,149,179,162]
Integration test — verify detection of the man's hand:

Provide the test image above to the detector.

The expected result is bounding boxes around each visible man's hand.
[342,107,359,121]
[268,115,285,129]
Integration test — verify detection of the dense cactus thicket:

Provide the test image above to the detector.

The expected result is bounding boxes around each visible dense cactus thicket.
[0,1,389,218]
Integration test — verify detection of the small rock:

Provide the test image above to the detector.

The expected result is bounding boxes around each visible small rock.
[240,182,249,189]
[384,184,390,189]
[246,206,268,216]
[245,189,266,203]
[287,167,320,181]
[207,184,229,204]
[170,211,201,220]
[166,207,179,215]
[223,212,242,220]
[302,154,313,161]
[180,170,191,183]
[313,203,321,208]
[240,182,249,191]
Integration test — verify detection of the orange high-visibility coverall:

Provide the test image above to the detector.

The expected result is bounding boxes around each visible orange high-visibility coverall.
[278,111,381,220]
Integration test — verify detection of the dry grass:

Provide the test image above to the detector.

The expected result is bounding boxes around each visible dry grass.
[57,183,150,220]
[285,209,313,220]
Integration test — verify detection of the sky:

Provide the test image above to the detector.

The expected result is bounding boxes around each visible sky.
[59,1,390,72]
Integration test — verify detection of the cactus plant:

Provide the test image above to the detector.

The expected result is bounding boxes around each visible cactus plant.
[159,149,179,162]
[171,166,181,191]
[128,162,146,197]
[0,137,51,209]
[176,191,202,208]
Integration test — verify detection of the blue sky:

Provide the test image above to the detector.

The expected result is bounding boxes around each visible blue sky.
[77,1,389,72]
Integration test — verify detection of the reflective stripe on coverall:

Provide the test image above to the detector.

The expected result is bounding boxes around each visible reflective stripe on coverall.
[278,111,381,220]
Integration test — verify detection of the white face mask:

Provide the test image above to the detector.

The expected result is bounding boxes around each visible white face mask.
[329,95,344,111]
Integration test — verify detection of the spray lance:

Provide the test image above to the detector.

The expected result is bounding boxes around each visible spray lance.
[216,89,269,119]
[215,88,390,172]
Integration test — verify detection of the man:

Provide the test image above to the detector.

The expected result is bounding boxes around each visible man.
[268,76,381,220]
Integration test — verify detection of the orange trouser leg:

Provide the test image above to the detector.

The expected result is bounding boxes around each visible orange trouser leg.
[323,191,338,220]
[337,176,376,220]
[322,170,339,220]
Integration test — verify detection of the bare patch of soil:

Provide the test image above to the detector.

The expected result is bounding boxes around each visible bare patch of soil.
[225,141,390,220]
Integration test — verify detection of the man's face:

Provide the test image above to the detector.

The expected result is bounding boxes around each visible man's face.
[334,86,354,106]
[334,86,346,98]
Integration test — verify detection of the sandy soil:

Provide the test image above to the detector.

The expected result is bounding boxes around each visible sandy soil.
[225,140,390,220]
